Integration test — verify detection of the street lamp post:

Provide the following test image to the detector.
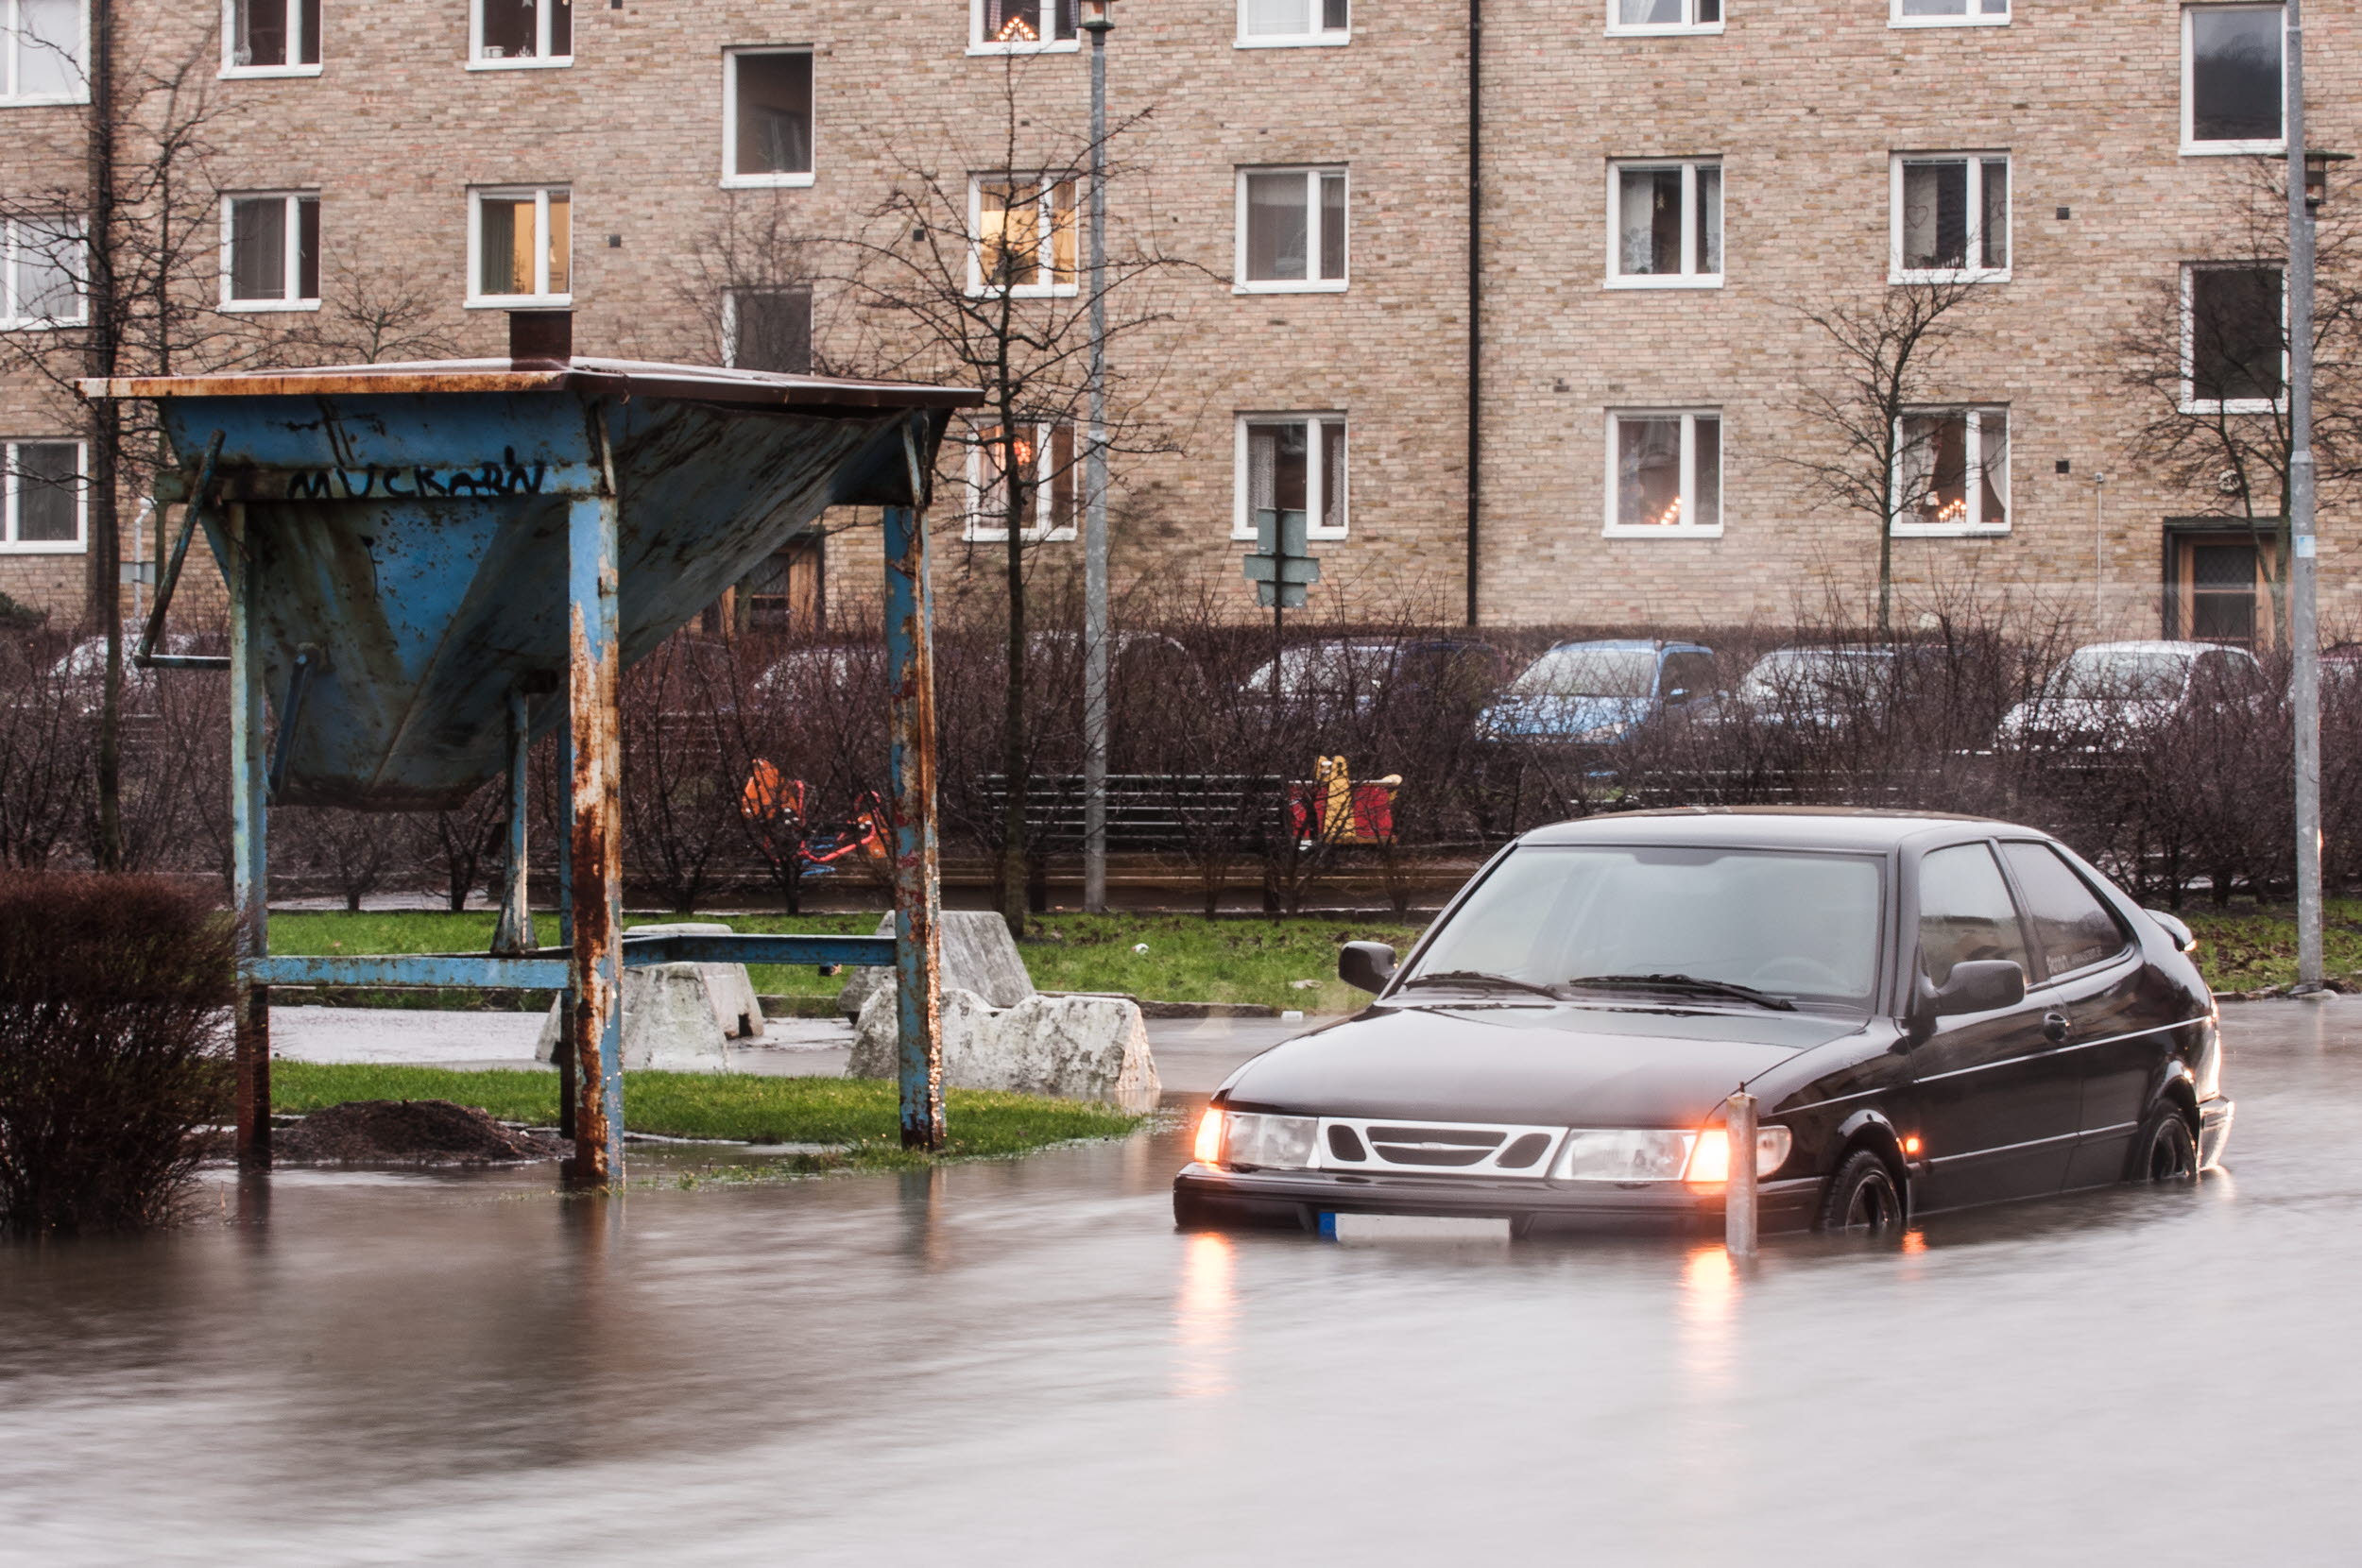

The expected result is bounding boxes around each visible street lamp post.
[2285,0,2328,990]
[1081,0,1113,915]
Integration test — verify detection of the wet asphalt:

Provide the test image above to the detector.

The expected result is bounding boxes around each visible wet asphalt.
[1,998,2356,1565]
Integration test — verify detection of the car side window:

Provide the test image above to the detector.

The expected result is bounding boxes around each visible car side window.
[1660,651,1714,704]
[1917,843,2032,988]
[1998,842,2130,980]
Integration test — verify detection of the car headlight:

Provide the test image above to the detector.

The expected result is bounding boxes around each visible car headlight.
[2195,1013,2222,1101]
[1683,1126,1796,1184]
[1220,1111,1319,1170]
[1553,1129,1696,1182]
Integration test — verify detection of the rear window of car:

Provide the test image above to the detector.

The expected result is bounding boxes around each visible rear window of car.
[1999,842,2130,979]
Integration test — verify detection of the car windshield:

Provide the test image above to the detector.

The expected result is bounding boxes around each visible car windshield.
[1400,844,1884,1009]
[1242,642,1388,698]
[2045,648,2190,703]
[1737,650,1891,706]
[1505,647,1659,700]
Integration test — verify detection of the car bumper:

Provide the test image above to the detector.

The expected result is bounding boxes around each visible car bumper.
[1172,1163,1825,1236]
[2199,1095,2234,1169]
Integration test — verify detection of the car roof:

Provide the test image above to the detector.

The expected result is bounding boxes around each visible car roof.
[1520,805,2046,853]
[1541,639,1707,654]
[2068,639,2217,657]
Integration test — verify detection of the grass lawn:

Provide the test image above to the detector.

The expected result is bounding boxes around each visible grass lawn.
[271,1062,1143,1171]
[267,910,1428,1014]
[2181,898,2362,994]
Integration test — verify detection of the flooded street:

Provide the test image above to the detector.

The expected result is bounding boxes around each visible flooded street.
[3,999,2356,1566]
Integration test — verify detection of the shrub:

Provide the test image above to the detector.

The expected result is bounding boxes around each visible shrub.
[0,872,234,1236]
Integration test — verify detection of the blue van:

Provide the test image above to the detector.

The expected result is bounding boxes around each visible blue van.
[1475,639,1718,746]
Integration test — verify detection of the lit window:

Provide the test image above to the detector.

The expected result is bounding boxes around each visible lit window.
[2182,264,2285,411]
[471,0,570,67]
[1606,411,1721,536]
[2,0,83,103]
[723,287,813,373]
[723,49,813,187]
[1240,0,1349,47]
[1891,0,2005,28]
[1891,153,2009,282]
[223,0,319,74]
[1606,0,1720,35]
[971,176,1076,296]
[1237,167,1346,292]
[967,423,1078,541]
[223,194,319,309]
[1607,160,1721,287]
[970,0,1076,52]
[1234,415,1347,540]
[2183,5,2284,152]
[1894,408,2009,535]
[1,440,84,554]
[469,187,570,305]
[0,216,85,329]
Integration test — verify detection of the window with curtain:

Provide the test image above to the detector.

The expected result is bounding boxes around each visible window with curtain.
[225,194,319,307]
[1241,0,1349,43]
[473,0,571,62]
[974,0,1076,48]
[967,422,1078,540]
[1239,167,1347,289]
[1608,0,1720,32]
[1607,412,1720,534]
[1609,160,1720,284]
[1236,415,1347,538]
[2,0,83,101]
[227,0,321,70]
[1894,408,2009,533]
[1,441,84,552]
[972,176,1076,294]
[726,50,814,184]
[1892,153,2008,280]
[471,188,570,303]
[0,216,84,327]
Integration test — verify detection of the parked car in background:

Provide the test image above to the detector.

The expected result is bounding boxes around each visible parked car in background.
[1476,639,1717,747]
[48,634,205,718]
[1241,637,1505,723]
[1996,640,2268,750]
[1727,645,1922,730]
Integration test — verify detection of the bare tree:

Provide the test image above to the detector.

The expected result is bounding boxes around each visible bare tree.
[1784,277,1989,636]
[279,262,463,365]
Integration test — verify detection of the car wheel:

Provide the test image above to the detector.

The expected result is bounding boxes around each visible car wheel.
[2130,1104,2199,1183]
[1816,1149,1905,1234]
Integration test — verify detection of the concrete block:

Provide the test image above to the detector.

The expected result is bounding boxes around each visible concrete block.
[534,963,732,1072]
[836,909,1036,1016]
[847,986,1159,1114]
[623,922,764,1038]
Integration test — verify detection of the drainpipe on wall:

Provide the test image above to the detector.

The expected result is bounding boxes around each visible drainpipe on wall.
[1463,0,1482,627]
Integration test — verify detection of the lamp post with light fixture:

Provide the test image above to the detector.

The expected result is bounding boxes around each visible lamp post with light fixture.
[1081,0,1113,914]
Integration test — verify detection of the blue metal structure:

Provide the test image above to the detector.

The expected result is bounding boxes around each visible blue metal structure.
[89,316,974,1185]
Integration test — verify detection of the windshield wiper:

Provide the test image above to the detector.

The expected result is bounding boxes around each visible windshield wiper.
[1396,970,1566,1000]
[1561,973,1797,1011]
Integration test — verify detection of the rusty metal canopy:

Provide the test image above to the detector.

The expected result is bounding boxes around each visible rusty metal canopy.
[86,356,978,811]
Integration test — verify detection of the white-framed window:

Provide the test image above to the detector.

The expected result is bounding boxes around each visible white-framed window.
[470,0,570,69]
[1605,410,1721,537]
[2,0,84,103]
[221,193,319,310]
[1891,153,2009,282]
[1233,414,1347,541]
[467,186,570,306]
[2183,5,2285,154]
[722,286,813,373]
[969,0,1077,53]
[722,48,813,188]
[1,439,84,554]
[1605,0,1721,36]
[969,175,1076,296]
[1239,0,1349,47]
[966,423,1077,541]
[1606,159,1721,287]
[1893,407,2009,535]
[222,0,318,76]
[0,216,84,329]
[1236,167,1346,293]
[2182,264,2285,412]
[1891,0,2006,29]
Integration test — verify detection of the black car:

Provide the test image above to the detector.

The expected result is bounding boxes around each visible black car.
[1174,809,2231,1236]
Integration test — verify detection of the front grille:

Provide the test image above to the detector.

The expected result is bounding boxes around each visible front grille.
[1315,1116,1566,1179]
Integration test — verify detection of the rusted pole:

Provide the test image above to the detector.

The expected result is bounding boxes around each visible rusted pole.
[490,687,535,955]
[555,707,576,1143]
[227,501,271,1167]
[565,469,625,1186]
[884,475,945,1150]
[1724,1091,1757,1259]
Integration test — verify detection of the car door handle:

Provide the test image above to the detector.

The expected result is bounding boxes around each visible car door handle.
[2042,1012,2071,1044]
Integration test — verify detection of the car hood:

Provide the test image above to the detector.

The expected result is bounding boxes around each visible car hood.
[1476,693,1651,739]
[1218,1002,1862,1128]
[1998,697,2174,737]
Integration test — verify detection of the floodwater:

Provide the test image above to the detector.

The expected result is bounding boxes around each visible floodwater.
[3,1001,2358,1566]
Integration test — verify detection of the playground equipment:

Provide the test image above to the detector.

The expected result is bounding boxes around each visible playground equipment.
[87,313,977,1185]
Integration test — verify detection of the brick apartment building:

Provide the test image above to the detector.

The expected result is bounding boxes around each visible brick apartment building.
[1,0,2355,644]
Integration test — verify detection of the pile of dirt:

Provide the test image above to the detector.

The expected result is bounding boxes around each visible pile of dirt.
[274,1100,564,1165]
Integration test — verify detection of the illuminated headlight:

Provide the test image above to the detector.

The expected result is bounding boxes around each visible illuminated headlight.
[1221,1112,1319,1170]
[1684,1126,1796,1184]
[2195,1014,2222,1101]
[1553,1129,1696,1182]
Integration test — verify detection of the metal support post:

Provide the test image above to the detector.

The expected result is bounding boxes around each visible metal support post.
[1723,1092,1758,1259]
[565,478,625,1186]
[555,708,576,1142]
[227,502,271,1167]
[491,688,537,956]
[2286,0,2324,990]
[1082,5,1113,915]
[884,491,946,1151]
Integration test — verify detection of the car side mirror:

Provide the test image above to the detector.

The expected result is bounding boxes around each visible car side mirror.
[1922,959,2027,1019]
[1338,941,1397,994]
[2145,909,2199,955]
